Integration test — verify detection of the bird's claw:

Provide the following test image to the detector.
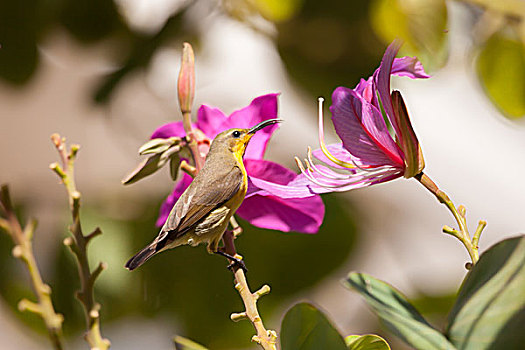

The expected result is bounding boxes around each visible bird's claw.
[215,250,248,273]
[227,257,248,273]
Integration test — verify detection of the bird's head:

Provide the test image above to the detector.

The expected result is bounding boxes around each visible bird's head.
[210,118,282,159]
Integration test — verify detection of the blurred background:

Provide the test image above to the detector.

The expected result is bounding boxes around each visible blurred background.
[1,0,524,349]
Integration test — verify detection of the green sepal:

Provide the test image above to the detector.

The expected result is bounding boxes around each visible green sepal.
[170,153,181,181]
[122,154,165,185]
[139,137,181,155]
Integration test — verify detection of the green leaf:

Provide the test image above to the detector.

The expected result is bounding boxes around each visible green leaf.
[281,302,347,350]
[173,335,208,350]
[370,0,448,71]
[121,153,166,185]
[345,334,390,350]
[477,30,525,119]
[344,273,455,350]
[446,235,525,349]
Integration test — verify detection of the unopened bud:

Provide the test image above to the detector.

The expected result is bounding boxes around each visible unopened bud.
[50,133,62,147]
[177,42,195,114]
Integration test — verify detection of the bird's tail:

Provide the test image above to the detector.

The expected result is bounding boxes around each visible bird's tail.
[125,243,158,270]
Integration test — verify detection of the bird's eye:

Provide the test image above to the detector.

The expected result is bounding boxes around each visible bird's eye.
[232,130,241,138]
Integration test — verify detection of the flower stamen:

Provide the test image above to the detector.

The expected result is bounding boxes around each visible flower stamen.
[318,97,356,169]
[306,147,356,180]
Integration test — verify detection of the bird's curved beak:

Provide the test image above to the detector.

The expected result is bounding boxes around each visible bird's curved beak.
[248,119,282,134]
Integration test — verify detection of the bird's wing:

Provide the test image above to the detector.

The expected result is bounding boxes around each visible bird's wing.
[163,165,244,237]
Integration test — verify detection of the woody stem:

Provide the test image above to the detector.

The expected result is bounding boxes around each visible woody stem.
[223,231,277,350]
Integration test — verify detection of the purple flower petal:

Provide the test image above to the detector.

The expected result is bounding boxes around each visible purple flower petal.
[239,159,324,233]
[312,143,354,170]
[196,94,280,160]
[195,105,229,138]
[151,121,188,139]
[392,57,430,79]
[156,173,193,227]
[230,94,280,160]
[245,159,318,199]
[374,40,402,141]
[291,165,403,193]
[312,144,379,171]
[236,194,324,234]
[331,87,404,167]
[355,77,374,102]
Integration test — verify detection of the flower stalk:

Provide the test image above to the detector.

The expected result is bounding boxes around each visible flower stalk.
[177,42,204,172]
[414,173,483,266]
[0,185,64,350]
[50,134,110,350]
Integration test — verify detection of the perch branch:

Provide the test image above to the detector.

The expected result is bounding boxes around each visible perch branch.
[223,231,277,350]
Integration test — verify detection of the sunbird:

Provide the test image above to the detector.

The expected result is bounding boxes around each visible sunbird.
[125,118,282,270]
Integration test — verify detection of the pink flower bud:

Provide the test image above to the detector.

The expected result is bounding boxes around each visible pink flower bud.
[177,42,195,114]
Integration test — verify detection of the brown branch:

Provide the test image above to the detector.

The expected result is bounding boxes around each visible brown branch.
[50,134,110,350]
[0,185,64,350]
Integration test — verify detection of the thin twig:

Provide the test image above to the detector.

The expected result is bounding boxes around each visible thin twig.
[50,134,110,350]
[0,185,64,350]
[415,173,481,266]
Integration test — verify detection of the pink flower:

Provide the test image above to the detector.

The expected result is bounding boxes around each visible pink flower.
[296,41,429,193]
[153,94,325,233]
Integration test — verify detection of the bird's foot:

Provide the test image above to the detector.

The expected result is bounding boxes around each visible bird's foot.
[215,250,248,273]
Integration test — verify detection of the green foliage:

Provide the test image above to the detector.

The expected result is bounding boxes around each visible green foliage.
[345,334,390,350]
[280,303,391,350]
[173,335,208,350]
[345,235,525,350]
[344,272,456,350]
[280,303,347,350]
[370,0,448,71]
[446,235,525,349]
[477,30,525,119]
